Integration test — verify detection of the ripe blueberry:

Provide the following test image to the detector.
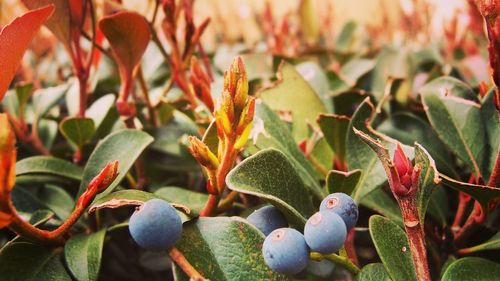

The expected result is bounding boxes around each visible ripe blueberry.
[319,192,358,230]
[262,228,310,275]
[247,205,288,235]
[129,199,182,251]
[304,211,347,254]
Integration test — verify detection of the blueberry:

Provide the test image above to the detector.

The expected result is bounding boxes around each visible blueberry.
[304,211,347,254]
[262,228,310,275]
[247,205,288,235]
[129,199,182,251]
[319,192,358,230]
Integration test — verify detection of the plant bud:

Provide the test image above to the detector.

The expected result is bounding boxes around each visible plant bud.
[188,136,219,170]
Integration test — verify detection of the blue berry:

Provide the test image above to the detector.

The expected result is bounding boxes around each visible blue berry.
[129,199,182,251]
[319,192,358,230]
[262,228,310,275]
[247,205,288,235]
[304,211,347,254]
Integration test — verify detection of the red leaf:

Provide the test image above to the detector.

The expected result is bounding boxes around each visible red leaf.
[21,0,71,48]
[0,5,54,101]
[99,11,151,80]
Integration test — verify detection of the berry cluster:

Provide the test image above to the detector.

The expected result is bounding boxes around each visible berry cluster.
[128,199,183,251]
[249,193,358,275]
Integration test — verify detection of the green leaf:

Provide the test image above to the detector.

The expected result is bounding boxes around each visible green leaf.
[317,113,350,163]
[251,102,322,195]
[309,136,334,176]
[370,46,410,99]
[155,187,208,214]
[441,257,500,281]
[335,21,359,53]
[227,148,316,227]
[369,215,417,281]
[356,263,391,281]
[260,61,328,141]
[64,229,106,281]
[298,0,320,43]
[29,209,54,226]
[377,112,457,176]
[16,156,83,181]
[360,189,402,226]
[420,77,486,178]
[86,94,118,139]
[458,231,500,253]
[0,242,72,281]
[326,169,362,195]
[346,98,386,201]
[440,174,500,214]
[15,83,32,113]
[414,144,441,225]
[175,217,291,281]
[32,82,70,118]
[426,187,449,226]
[79,129,154,196]
[59,117,95,149]
[481,88,500,182]
[340,58,375,86]
[295,62,332,112]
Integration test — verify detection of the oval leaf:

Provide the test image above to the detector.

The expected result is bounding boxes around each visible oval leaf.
[356,263,391,281]
[175,217,291,281]
[441,257,500,281]
[226,148,316,227]
[59,117,95,148]
[64,229,107,281]
[0,242,71,281]
[16,156,82,181]
[369,215,417,281]
[79,129,154,196]
[0,5,54,100]
[99,11,151,78]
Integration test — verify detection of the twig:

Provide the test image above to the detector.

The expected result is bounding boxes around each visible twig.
[310,252,360,275]
[169,247,207,280]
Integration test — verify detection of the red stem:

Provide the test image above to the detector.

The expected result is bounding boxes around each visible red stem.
[344,228,359,266]
[199,194,219,217]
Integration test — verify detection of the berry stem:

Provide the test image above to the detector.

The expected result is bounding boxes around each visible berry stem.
[200,194,220,217]
[310,252,360,275]
[344,229,359,266]
[169,247,207,280]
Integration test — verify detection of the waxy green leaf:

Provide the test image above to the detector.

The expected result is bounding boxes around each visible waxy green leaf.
[356,263,391,281]
[326,169,362,195]
[16,156,83,182]
[317,113,350,163]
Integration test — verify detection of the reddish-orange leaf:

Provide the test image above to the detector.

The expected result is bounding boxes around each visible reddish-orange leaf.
[0,113,17,193]
[99,11,151,80]
[0,5,54,102]
[21,0,71,48]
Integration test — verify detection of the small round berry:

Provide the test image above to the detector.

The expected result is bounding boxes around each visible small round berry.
[319,192,358,230]
[247,205,288,235]
[304,211,347,254]
[129,199,182,251]
[262,228,310,275]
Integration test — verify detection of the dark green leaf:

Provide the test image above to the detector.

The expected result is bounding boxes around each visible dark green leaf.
[317,113,350,163]
[458,231,500,253]
[326,169,362,195]
[420,77,486,178]
[155,187,208,214]
[441,174,500,213]
[64,229,107,281]
[60,117,95,149]
[340,58,375,86]
[346,98,387,201]
[370,46,410,99]
[15,83,33,114]
[32,82,70,118]
[369,215,417,281]
[260,61,328,141]
[227,148,316,227]
[0,242,72,281]
[360,189,403,226]
[480,88,500,182]
[251,102,322,196]
[441,257,500,281]
[175,217,291,281]
[414,144,441,225]
[16,156,83,181]
[79,129,154,196]
[295,62,332,112]
[356,263,391,281]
